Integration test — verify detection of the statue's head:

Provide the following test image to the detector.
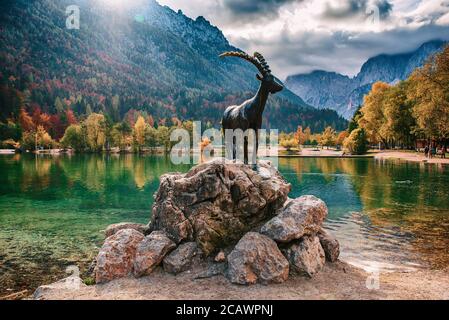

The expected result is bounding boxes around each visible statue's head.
[258,73,284,94]
[219,51,284,95]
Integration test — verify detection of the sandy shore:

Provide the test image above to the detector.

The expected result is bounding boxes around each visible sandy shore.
[375,151,449,165]
[31,261,449,300]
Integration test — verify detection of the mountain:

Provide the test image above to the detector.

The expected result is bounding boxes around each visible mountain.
[285,40,447,119]
[0,0,347,134]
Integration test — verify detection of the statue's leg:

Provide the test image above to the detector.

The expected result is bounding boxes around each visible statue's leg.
[232,136,236,161]
[252,131,259,170]
[244,136,248,165]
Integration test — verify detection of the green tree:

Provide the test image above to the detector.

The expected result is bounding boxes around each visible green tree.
[61,124,86,151]
[145,125,158,150]
[344,128,369,155]
[348,105,362,133]
[111,121,132,150]
[156,125,170,153]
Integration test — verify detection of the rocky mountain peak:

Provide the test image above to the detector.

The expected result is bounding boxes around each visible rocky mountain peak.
[286,40,447,119]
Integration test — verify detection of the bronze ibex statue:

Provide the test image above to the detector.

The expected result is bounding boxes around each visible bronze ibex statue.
[220,51,284,166]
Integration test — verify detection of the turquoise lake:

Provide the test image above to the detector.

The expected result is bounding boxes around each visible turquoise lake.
[0,154,448,295]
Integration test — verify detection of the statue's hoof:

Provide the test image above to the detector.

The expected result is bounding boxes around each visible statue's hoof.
[252,164,258,171]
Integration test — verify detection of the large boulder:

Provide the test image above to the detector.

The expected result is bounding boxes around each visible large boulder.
[105,222,150,238]
[260,195,328,243]
[227,232,289,285]
[149,159,291,256]
[317,228,340,262]
[282,236,325,277]
[163,242,201,274]
[95,229,144,283]
[133,231,176,277]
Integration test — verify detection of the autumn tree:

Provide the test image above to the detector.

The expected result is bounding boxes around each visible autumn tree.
[358,82,390,146]
[294,126,311,146]
[303,127,312,144]
[84,113,107,152]
[36,125,54,149]
[134,116,146,152]
[408,45,449,142]
[280,137,297,151]
[336,131,349,146]
[320,126,337,149]
[383,82,415,148]
[19,108,34,132]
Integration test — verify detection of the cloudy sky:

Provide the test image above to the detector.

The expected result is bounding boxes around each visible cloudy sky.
[158,0,449,79]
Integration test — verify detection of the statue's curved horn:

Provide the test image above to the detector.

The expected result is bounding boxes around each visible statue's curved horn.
[253,52,271,74]
[219,51,268,76]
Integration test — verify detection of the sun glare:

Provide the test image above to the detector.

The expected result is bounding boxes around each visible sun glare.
[96,0,136,9]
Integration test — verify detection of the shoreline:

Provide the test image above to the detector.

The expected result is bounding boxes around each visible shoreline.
[374,151,449,165]
[31,261,449,300]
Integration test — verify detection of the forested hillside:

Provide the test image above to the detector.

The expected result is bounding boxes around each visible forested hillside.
[0,0,347,146]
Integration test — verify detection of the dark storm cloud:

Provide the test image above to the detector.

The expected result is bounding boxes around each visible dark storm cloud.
[222,0,300,18]
[322,0,393,20]
[233,23,449,79]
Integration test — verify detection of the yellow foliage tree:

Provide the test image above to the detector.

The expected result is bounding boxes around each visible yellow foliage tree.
[84,113,106,152]
[358,81,390,145]
[408,45,449,140]
[134,116,146,152]
[320,126,337,149]
[294,126,311,146]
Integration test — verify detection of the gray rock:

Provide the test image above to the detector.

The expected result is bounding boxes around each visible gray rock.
[282,236,325,277]
[150,159,291,255]
[163,242,201,274]
[227,232,289,285]
[95,229,144,283]
[318,228,340,262]
[104,222,150,238]
[194,263,226,279]
[260,195,328,243]
[133,231,176,277]
[33,276,87,300]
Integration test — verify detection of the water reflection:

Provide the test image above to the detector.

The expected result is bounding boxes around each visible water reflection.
[278,157,449,271]
[0,155,448,294]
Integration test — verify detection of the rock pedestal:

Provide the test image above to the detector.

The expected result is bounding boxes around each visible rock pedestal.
[95,229,144,283]
[149,159,291,256]
[227,232,289,284]
[282,236,325,277]
[133,231,176,277]
[93,159,340,285]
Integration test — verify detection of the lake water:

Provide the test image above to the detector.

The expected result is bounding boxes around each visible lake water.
[1,154,448,295]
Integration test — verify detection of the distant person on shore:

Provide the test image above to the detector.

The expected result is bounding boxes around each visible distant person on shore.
[424,145,429,158]
[441,146,447,159]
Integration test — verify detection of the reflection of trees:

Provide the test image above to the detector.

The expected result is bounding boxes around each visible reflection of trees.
[279,157,365,183]
[16,155,54,192]
[56,154,191,210]
[278,157,449,269]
